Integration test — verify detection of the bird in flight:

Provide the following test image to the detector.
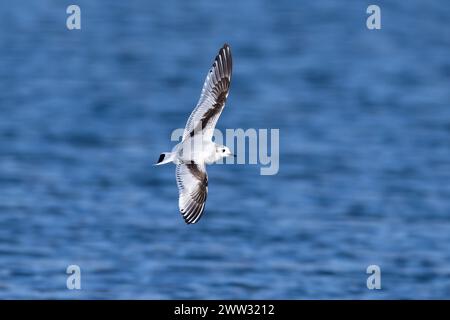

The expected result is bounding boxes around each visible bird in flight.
[156,44,234,224]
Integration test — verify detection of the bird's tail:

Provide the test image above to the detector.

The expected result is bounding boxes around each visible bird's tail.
[155,152,173,165]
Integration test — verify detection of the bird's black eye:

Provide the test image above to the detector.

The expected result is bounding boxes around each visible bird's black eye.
[222,149,225,153]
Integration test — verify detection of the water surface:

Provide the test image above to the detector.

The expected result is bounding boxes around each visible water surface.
[0,0,449,299]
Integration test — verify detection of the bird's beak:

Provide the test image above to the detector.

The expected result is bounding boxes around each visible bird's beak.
[226,150,235,157]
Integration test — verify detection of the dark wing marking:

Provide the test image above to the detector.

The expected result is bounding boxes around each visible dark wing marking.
[183,44,232,141]
[175,162,208,224]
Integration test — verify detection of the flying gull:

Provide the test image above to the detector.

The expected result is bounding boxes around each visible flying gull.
[156,44,234,224]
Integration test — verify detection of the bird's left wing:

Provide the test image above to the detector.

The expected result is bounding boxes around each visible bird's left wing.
[182,44,232,141]
[175,162,208,224]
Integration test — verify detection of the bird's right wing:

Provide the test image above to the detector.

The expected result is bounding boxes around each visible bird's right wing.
[182,44,232,142]
[175,162,208,224]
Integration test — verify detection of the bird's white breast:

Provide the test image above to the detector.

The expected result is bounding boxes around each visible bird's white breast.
[176,139,216,164]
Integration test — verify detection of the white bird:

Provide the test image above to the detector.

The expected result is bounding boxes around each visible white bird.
[156,44,234,224]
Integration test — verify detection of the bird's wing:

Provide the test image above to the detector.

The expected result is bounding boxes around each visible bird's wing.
[182,44,232,141]
[175,162,208,224]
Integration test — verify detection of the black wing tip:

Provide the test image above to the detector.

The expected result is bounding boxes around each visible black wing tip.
[221,43,231,57]
[213,44,231,65]
[157,153,165,164]
[216,43,232,78]
[183,214,203,224]
[181,205,206,224]
[184,219,197,225]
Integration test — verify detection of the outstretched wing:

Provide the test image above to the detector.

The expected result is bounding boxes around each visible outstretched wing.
[175,162,208,224]
[183,44,232,141]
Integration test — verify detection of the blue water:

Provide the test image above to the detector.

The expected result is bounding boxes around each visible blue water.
[0,0,449,299]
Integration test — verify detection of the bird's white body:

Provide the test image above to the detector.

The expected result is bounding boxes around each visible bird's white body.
[156,44,233,224]
[157,138,232,166]
[173,140,230,164]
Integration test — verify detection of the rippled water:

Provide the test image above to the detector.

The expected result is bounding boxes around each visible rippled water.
[0,0,449,299]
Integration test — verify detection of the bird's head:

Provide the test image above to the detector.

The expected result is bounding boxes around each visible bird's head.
[215,145,234,158]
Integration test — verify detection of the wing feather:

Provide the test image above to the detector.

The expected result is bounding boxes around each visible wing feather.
[175,162,208,224]
[182,44,232,141]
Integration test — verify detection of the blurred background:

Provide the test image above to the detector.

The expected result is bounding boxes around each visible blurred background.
[0,0,449,299]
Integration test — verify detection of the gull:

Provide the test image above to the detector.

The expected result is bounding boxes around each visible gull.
[156,44,234,224]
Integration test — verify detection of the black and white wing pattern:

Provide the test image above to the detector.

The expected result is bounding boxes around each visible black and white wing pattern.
[175,162,208,224]
[183,44,232,141]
